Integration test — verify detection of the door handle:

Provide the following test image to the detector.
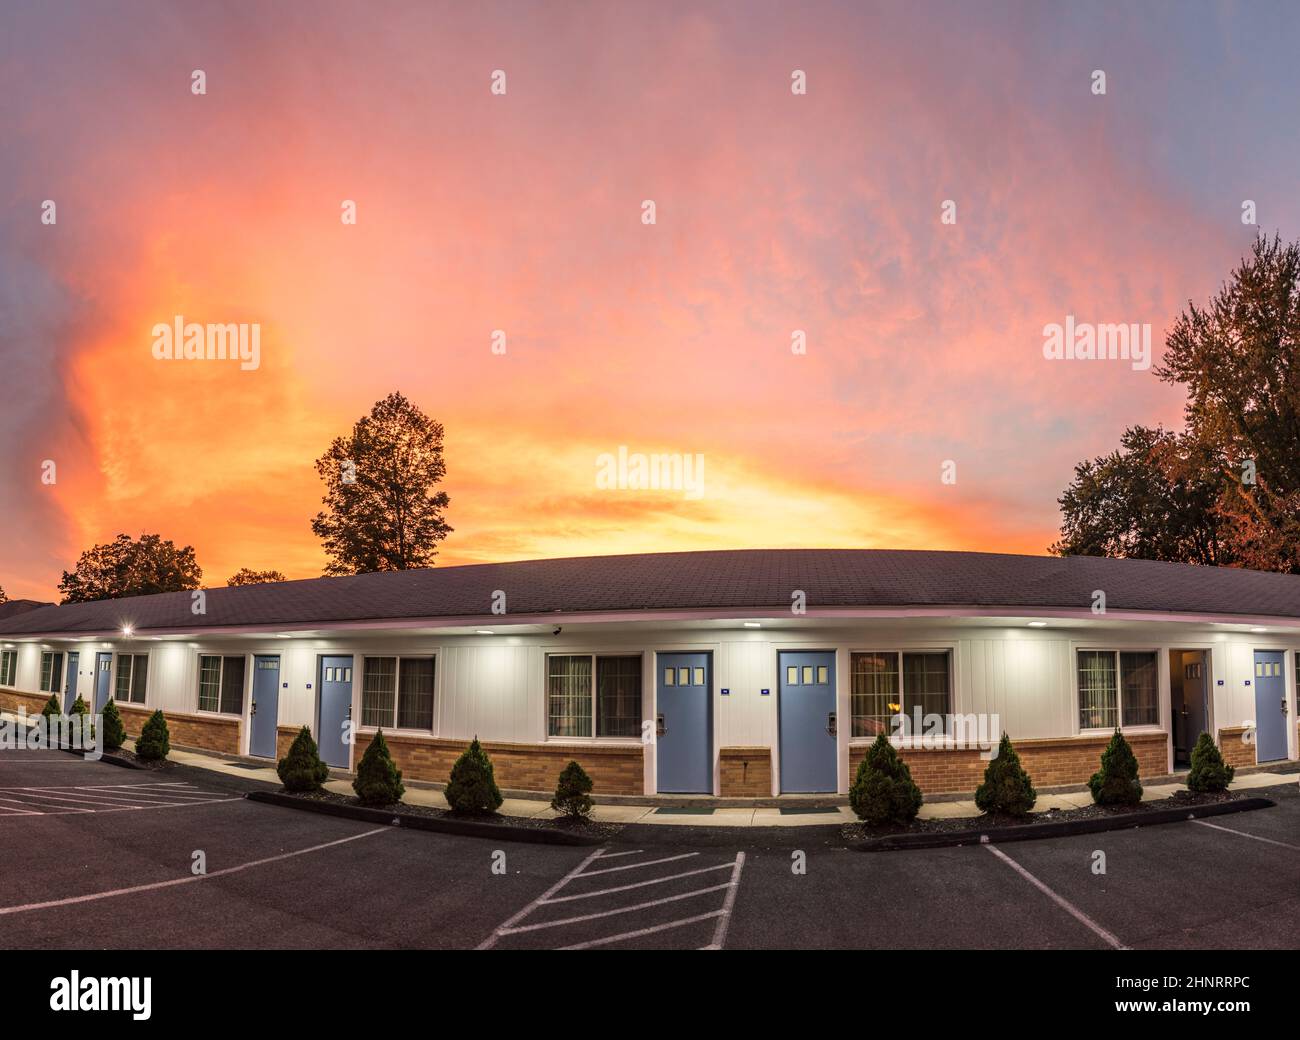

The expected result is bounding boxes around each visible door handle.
[656,713,667,737]
[1283,699,1290,714]
[251,701,257,715]
[827,712,837,737]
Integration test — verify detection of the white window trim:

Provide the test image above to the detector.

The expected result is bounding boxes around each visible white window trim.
[196,653,249,718]
[113,651,150,706]
[846,647,955,747]
[1075,646,1163,735]
[0,649,18,688]
[545,652,644,744]
[358,654,437,735]
[39,650,66,694]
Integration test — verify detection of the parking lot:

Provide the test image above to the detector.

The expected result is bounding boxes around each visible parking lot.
[1,747,1296,950]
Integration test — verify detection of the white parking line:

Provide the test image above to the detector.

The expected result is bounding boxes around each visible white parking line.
[574,852,698,877]
[546,860,739,903]
[0,826,391,916]
[476,846,606,950]
[702,851,746,950]
[984,844,1128,950]
[1194,819,1300,851]
[558,910,726,950]
[503,882,735,935]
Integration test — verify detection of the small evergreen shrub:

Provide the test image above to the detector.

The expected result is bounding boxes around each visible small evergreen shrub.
[68,695,94,746]
[1187,731,1234,793]
[849,734,923,825]
[135,710,170,762]
[445,737,503,814]
[277,725,329,792]
[353,730,405,805]
[974,733,1037,816]
[551,760,594,819]
[100,699,127,751]
[1088,729,1142,805]
[41,694,61,720]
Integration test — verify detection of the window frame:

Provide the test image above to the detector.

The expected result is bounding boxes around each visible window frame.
[848,648,954,742]
[1075,647,1162,733]
[545,652,644,742]
[0,650,17,687]
[196,653,249,717]
[113,652,150,705]
[359,655,437,733]
[39,651,65,694]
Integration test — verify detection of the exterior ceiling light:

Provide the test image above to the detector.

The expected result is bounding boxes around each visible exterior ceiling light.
[1250,627,1267,633]
[1027,621,1048,628]
[743,622,761,628]
[476,630,494,635]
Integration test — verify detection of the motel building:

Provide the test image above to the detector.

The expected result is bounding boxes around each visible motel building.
[0,549,1297,799]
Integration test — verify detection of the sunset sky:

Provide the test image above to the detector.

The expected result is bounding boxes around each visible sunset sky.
[3,1,1299,601]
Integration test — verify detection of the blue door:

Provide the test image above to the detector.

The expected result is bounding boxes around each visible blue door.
[656,652,712,793]
[64,651,79,712]
[94,653,113,713]
[317,655,353,769]
[249,656,281,759]
[779,651,837,792]
[1253,651,1288,763]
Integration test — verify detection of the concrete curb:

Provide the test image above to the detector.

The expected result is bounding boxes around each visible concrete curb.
[855,796,1276,851]
[57,746,146,770]
[246,789,605,846]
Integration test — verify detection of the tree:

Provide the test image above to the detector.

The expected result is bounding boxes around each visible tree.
[1088,730,1142,806]
[974,733,1037,816]
[59,533,202,603]
[0,585,7,603]
[1055,235,1300,572]
[101,699,127,751]
[1053,426,1233,565]
[848,734,923,825]
[135,710,170,762]
[444,737,503,814]
[226,568,288,587]
[551,760,594,819]
[353,730,405,805]
[1157,235,1300,572]
[311,392,452,575]
[277,726,330,792]
[1187,732,1234,793]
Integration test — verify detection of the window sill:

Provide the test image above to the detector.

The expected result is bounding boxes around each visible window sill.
[357,726,436,738]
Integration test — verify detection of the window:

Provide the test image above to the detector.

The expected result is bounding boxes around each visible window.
[547,654,642,738]
[361,657,435,730]
[198,655,246,715]
[0,651,16,687]
[39,652,64,693]
[1078,650,1158,729]
[850,651,951,737]
[114,654,149,704]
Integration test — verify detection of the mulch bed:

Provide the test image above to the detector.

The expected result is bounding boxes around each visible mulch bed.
[287,787,622,840]
[841,788,1246,842]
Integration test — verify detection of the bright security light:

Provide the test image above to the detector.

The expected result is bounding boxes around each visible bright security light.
[121,625,134,636]
[743,622,761,628]
[476,630,494,635]
[1027,621,1048,627]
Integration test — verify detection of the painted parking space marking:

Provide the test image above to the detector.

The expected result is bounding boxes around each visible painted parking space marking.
[0,826,391,917]
[1194,818,1300,851]
[0,782,239,816]
[479,847,747,951]
[984,844,1128,950]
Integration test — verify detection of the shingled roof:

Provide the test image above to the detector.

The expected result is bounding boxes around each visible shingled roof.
[2,549,1299,637]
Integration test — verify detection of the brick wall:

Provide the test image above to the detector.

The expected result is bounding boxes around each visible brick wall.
[117,705,241,756]
[1217,727,1256,769]
[849,732,1169,795]
[352,731,645,795]
[720,746,772,796]
[0,689,56,715]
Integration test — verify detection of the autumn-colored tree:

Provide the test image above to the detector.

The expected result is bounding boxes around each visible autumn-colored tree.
[226,568,288,587]
[59,533,202,604]
[311,392,452,575]
[1056,235,1300,573]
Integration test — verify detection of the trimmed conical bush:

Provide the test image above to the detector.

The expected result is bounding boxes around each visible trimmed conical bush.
[353,730,405,805]
[135,710,170,762]
[445,737,503,814]
[849,734,923,825]
[100,698,127,751]
[1187,731,1234,793]
[40,694,60,720]
[68,695,94,747]
[551,760,594,818]
[1088,729,1142,805]
[975,733,1037,816]
[277,725,329,792]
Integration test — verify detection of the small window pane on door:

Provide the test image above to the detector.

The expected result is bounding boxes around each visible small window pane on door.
[802,666,813,684]
[817,666,829,684]
[693,667,705,686]
[1256,662,1264,676]
[663,667,675,685]
[678,667,690,685]
[787,666,798,684]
